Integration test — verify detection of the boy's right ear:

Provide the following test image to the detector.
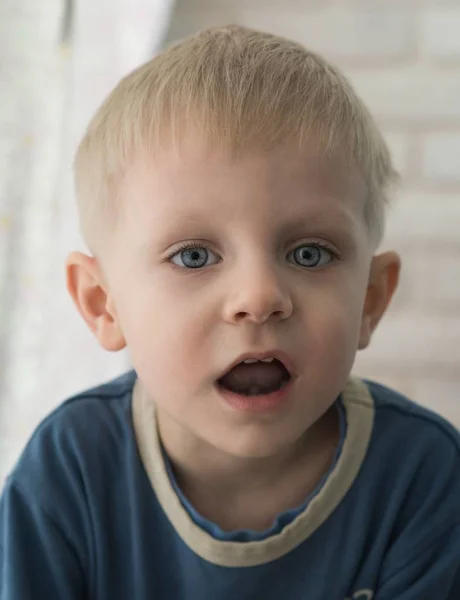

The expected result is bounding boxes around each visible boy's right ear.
[65,252,126,352]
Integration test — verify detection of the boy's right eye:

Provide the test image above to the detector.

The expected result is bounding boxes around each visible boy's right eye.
[170,245,220,269]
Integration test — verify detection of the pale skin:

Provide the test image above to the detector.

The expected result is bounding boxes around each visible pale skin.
[66,139,400,531]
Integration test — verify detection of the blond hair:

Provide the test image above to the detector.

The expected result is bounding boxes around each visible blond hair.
[74,25,398,251]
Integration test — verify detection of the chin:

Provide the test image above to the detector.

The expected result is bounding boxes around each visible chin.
[210,428,299,460]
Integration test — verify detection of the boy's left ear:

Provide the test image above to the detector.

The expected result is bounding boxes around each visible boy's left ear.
[358,251,401,350]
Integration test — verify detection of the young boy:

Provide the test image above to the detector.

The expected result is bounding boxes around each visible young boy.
[1,25,459,600]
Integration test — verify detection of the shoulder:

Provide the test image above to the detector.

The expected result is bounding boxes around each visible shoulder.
[355,378,460,531]
[5,371,138,511]
[17,369,137,455]
[351,381,460,586]
[364,378,460,456]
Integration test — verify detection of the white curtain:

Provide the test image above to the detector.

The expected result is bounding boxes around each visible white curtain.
[0,0,175,482]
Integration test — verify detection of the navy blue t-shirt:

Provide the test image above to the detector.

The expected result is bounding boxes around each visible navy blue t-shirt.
[1,371,460,599]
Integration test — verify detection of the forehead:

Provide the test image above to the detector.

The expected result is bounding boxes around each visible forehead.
[119,138,367,235]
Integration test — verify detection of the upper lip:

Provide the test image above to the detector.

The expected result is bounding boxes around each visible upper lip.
[217,350,297,380]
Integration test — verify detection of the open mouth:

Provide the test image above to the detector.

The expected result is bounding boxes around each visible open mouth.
[217,357,292,397]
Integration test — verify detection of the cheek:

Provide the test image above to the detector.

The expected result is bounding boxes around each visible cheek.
[116,282,212,383]
[305,285,365,362]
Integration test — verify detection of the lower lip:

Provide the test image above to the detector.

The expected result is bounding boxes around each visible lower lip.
[216,380,293,414]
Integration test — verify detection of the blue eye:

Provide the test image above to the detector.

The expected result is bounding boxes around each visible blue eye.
[171,246,219,269]
[289,244,335,268]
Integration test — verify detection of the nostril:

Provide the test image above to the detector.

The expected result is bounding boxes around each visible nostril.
[234,309,285,324]
[234,311,250,322]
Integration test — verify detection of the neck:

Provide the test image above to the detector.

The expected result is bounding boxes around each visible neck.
[157,406,340,532]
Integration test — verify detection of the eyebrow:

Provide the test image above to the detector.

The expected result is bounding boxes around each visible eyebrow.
[276,206,359,239]
[138,216,214,257]
[139,202,361,257]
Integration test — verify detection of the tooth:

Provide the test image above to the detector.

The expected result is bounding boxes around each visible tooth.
[261,357,275,363]
[243,359,259,364]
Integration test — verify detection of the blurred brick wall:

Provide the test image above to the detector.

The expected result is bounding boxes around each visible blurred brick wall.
[166,0,460,426]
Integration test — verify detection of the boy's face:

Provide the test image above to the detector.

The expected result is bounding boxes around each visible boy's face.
[70,139,398,459]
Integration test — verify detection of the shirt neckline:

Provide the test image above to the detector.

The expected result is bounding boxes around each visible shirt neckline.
[161,398,348,542]
[132,377,374,567]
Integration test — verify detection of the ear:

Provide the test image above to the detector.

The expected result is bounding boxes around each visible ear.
[65,251,126,352]
[358,251,401,350]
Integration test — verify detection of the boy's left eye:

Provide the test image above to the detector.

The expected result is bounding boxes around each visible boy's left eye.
[170,246,220,269]
[287,244,335,268]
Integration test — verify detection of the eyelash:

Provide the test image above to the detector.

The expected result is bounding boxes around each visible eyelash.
[294,241,340,259]
[167,240,341,269]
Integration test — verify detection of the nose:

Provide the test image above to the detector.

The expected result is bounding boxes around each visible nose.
[222,261,293,325]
